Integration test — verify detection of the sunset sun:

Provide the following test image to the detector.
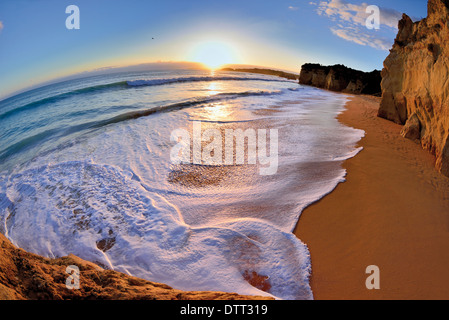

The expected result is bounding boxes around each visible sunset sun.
[188,41,240,69]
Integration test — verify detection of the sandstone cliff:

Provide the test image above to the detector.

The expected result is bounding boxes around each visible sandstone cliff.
[378,0,449,177]
[298,63,381,95]
[0,233,271,300]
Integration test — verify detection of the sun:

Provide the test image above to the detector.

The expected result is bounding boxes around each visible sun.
[188,41,239,69]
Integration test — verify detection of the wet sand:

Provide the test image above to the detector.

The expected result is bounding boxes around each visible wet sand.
[294,95,449,299]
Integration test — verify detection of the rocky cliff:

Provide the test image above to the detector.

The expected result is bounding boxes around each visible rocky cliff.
[298,63,381,95]
[378,0,449,177]
[0,233,271,300]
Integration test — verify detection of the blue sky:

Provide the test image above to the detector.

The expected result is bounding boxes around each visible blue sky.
[0,0,427,99]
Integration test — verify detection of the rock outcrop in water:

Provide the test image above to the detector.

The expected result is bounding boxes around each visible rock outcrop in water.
[298,63,381,95]
[378,0,449,177]
[0,233,271,300]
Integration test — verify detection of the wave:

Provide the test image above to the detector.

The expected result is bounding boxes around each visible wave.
[0,82,129,121]
[0,89,283,162]
[0,76,294,121]
[95,90,283,127]
[0,160,313,299]
[126,75,293,87]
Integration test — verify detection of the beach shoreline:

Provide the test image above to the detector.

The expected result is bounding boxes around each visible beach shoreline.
[294,94,449,299]
[3,92,449,300]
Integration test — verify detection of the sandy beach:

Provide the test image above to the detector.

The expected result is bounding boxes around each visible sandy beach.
[294,94,449,300]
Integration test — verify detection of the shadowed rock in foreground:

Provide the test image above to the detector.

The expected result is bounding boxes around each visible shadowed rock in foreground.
[378,0,449,177]
[298,63,381,95]
[0,233,272,300]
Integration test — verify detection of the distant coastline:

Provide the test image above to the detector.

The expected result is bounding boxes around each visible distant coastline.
[222,65,382,96]
[220,67,299,81]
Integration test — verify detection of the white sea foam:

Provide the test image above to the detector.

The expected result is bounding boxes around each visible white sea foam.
[0,160,313,299]
[0,70,364,300]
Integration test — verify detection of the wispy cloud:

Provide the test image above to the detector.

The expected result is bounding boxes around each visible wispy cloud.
[330,26,393,50]
[316,0,402,29]
[288,6,299,11]
[0,21,3,32]
[311,0,402,50]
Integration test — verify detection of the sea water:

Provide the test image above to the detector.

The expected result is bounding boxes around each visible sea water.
[0,69,364,299]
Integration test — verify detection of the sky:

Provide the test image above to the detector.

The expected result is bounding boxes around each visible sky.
[0,0,428,100]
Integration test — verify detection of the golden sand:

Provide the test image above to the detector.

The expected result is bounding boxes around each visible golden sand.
[294,95,449,299]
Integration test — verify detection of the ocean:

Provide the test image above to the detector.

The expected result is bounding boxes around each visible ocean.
[0,69,364,300]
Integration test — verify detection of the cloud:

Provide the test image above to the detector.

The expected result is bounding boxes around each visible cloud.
[311,0,402,50]
[330,26,393,50]
[316,0,402,29]
[0,21,3,32]
[288,6,299,11]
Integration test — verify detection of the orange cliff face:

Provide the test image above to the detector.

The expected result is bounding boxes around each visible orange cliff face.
[378,0,449,177]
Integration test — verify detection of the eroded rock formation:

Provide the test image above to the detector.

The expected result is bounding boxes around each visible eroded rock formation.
[298,63,381,95]
[378,0,449,176]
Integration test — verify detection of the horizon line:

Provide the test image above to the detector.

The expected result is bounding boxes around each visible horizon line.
[0,61,302,102]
